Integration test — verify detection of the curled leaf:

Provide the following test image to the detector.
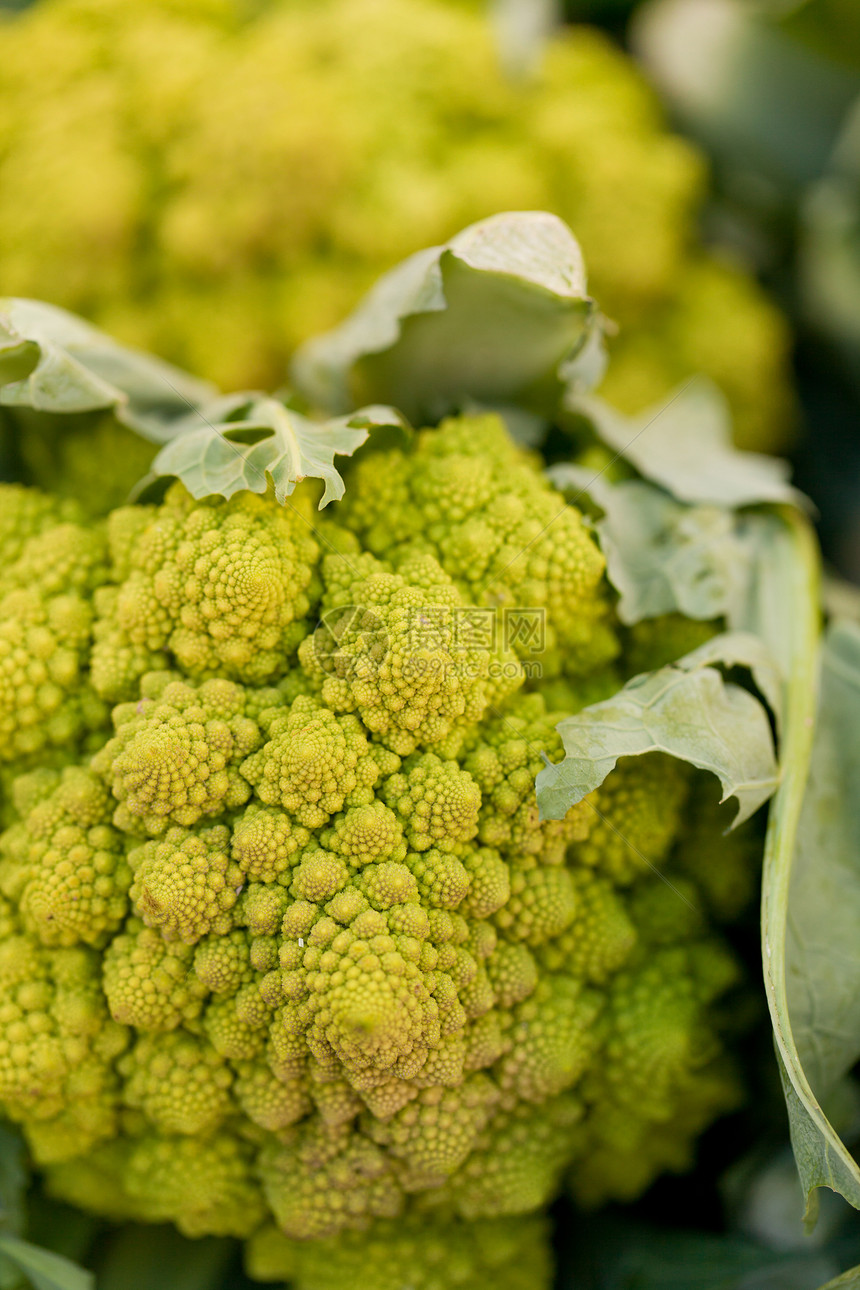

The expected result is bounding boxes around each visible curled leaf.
[0,300,216,442]
[291,211,597,423]
[547,468,756,625]
[568,379,804,509]
[536,631,780,827]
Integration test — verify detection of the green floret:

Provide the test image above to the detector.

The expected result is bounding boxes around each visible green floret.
[493,862,579,948]
[0,483,81,558]
[119,1029,233,1136]
[122,1134,267,1239]
[102,918,208,1031]
[0,592,105,762]
[440,1093,587,1220]
[233,1058,312,1132]
[320,800,407,868]
[259,1118,403,1240]
[571,939,744,1208]
[231,803,313,883]
[494,975,601,1104]
[1,766,131,949]
[341,415,617,678]
[381,753,481,852]
[90,483,319,700]
[570,753,691,885]
[464,693,593,864]
[0,501,111,769]
[299,548,523,755]
[536,869,637,986]
[129,824,242,945]
[193,926,253,994]
[246,1212,553,1290]
[366,1072,500,1190]
[92,673,265,835]
[0,939,128,1163]
[241,694,398,828]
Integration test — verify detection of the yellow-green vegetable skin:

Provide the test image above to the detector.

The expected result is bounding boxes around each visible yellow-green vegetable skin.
[0,416,749,1289]
[0,0,791,449]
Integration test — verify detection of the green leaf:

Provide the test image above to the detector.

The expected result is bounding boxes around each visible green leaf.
[0,1236,92,1290]
[535,631,779,827]
[547,469,760,625]
[568,380,803,509]
[764,611,860,1224]
[141,396,410,508]
[818,1265,860,1289]
[0,299,216,442]
[291,211,596,424]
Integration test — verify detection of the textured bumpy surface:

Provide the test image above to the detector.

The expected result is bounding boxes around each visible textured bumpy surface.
[0,416,751,1288]
[0,0,791,450]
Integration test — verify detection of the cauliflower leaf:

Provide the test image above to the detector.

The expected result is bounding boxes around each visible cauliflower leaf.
[765,616,860,1225]
[141,395,410,508]
[291,211,598,423]
[536,632,780,827]
[0,300,215,442]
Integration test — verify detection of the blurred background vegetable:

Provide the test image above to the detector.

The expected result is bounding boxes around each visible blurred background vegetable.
[0,0,793,453]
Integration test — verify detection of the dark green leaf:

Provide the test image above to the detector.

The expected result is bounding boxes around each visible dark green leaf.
[291,211,597,424]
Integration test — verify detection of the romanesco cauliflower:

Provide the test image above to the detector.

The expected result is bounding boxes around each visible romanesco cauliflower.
[0,411,756,1289]
[0,0,791,451]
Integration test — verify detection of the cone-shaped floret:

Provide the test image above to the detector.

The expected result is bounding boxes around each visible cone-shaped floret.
[341,415,616,676]
[381,753,480,852]
[102,918,207,1031]
[241,694,399,829]
[129,824,242,945]
[4,766,130,948]
[92,673,267,835]
[119,1029,234,1136]
[299,548,523,755]
[90,484,319,700]
[465,693,594,865]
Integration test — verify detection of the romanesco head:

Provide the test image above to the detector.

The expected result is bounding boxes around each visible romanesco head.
[0,448,756,1273]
